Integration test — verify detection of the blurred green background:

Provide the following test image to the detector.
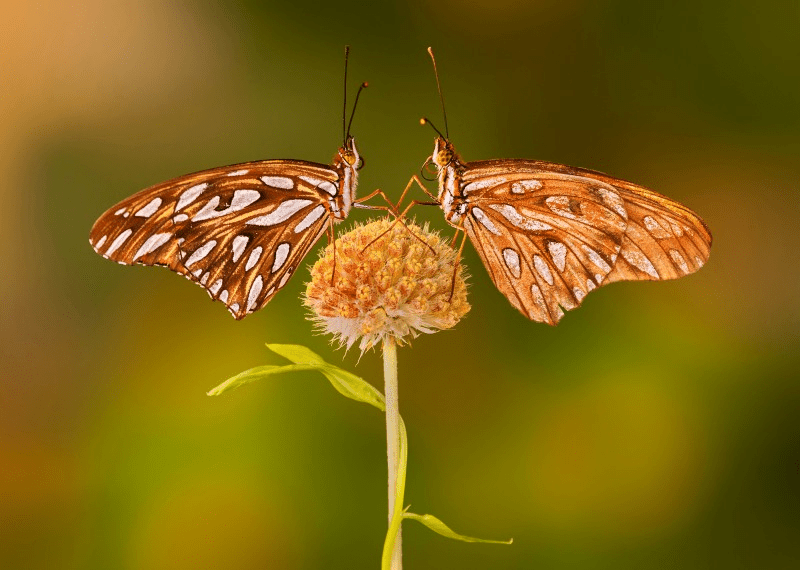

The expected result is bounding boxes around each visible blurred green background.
[2,1,799,568]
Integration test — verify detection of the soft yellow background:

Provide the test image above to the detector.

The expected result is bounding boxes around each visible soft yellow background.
[2,1,798,568]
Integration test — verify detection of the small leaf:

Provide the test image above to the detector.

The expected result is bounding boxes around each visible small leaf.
[403,512,513,545]
[207,363,317,396]
[264,344,385,411]
[265,343,326,365]
[209,344,385,412]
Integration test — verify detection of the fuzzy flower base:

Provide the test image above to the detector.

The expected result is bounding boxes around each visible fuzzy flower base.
[305,219,470,352]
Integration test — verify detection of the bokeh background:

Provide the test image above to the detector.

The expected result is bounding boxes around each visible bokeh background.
[3,1,799,568]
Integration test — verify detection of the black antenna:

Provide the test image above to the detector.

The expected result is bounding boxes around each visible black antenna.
[343,45,350,146]
[419,117,446,139]
[346,82,368,140]
[427,47,449,139]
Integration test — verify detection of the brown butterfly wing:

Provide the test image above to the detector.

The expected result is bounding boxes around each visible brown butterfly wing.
[460,160,711,324]
[89,160,337,319]
[598,181,712,284]
[460,167,628,324]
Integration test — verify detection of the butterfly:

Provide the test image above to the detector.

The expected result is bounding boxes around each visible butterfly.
[408,48,712,325]
[89,48,378,320]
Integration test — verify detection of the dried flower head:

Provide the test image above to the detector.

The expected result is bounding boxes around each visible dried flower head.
[305,219,470,352]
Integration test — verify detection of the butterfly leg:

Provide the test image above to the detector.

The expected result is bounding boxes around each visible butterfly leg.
[353,186,436,251]
[353,188,400,217]
[448,223,468,302]
[358,174,440,251]
[394,174,438,212]
[327,221,338,285]
[360,198,440,254]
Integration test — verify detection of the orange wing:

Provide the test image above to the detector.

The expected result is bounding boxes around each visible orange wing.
[460,160,712,324]
[89,160,338,319]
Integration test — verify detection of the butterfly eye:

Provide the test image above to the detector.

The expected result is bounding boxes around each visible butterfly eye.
[436,149,453,166]
[341,150,357,166]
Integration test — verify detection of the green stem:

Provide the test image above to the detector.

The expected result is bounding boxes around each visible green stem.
[383,337,402,570]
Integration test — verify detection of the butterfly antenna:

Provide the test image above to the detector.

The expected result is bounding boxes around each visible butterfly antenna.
[346,81,368,140]
[419,117,445,139]
[427,47,449,139]
[343,45,350,146]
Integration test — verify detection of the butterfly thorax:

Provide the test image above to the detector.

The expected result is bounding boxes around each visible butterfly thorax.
[431,137,468,227]
[331,137,361,221]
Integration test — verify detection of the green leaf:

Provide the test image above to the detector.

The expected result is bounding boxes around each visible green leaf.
[265,343,326,365]
[403,512,513,545]
[207,364,318,396]
[265,344,385,411]
[208,344,385,412]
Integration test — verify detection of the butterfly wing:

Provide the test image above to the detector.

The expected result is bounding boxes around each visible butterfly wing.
[459,160,711,324]
[594,180,712,284]
[90,160,338,319]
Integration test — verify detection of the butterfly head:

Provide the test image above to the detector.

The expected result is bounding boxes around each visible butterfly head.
[432,136,456,169]
[337,136,364,171]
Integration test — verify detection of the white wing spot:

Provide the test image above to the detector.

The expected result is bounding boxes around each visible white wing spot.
[272,242,290,273]
[192,189,261,222]
[471,207,502,236]
[622,250,659,278]
[581,245,612,273]
[545,196,579,220]
[192,268,203,277]
[670,221,684,237]
[232,235,249,262]
[105,229,133,256]
[586,279,596,291]
[573,287,585,302]
[209,279,223,296]
[299,176,336,195]
[278,268,293,289]
[489,204,553,231]
[248,199,313,226]
[463,177,507,194]
[245,246,263,271]
[260,176,294,189]
[502,248,521,278]
[511,179,543,194]
[294,204,326,233]
[533,255,554,285]
[134,197,162,218]
[173,213,189,223]
[644,216,670,239]
[95,235,107,249]
[266,286,275,298]
[176,183,208,212]
[114,208,126,216]
[230,189,261,209]
[669,249,690,273]
[219,290,229,303]
[227,169,249,176]
[596,187,627,219]
[132,232,171,261]
[185,240,217,267]
[229,303,240,316]
[530,284,547,316]
[123,212,130,218]
[200,272,210,285]
[247,275,263,312]
[595,273,604,284]
[547,241,567,271]
[695,256,705,268]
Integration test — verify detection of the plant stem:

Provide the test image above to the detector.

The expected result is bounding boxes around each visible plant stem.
[383,336,402,570]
